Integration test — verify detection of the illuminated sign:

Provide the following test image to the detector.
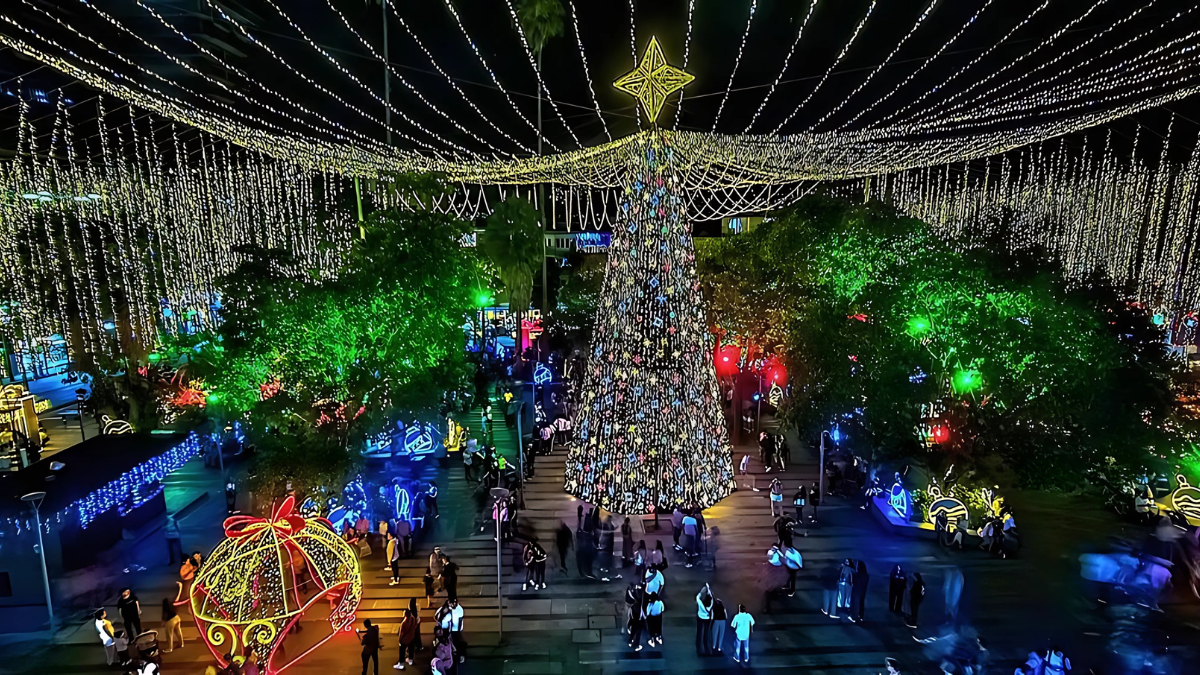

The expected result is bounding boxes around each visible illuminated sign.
[534,362,553,385]
[576,232,611,253]
[926,486,969,524]
[1171,474,1200,522]
[888,481,911,521]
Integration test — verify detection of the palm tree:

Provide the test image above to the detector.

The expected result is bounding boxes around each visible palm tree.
[481,197,543,366]
[516,0,564,311]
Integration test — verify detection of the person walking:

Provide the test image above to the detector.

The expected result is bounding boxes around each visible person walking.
[821,561,841,618]
[393,608,418,670]
[95,609,117,665]
[396,518,412,558]
[523,540,548,590]
[682,510,699,566]
[441,556,460,603]
[695,583,714,655]
[730,604,755,665]
[447,598,466,664]
[794,485,807,523]
[783,545,803,596]
[118,587,142,637]
[836,559,855,617]
[769,478,784,517]
[652,540,668,571]
[672,507,685,551]
[851,559,870,623]
[387,533,400,586]
[644,565,665,597]
[888,565,906,614]
[906,572,925,629]
[621,517,634,563]
[358,619,381,675]
[710,596,728,655]
[633,540,647,579]
[164,514,183,566]
[407,597,423,653]
[810,481,821,521]
[556,520,573,573]
[645,593,665,647]
[160,598,184,652]
[625,581,646,651]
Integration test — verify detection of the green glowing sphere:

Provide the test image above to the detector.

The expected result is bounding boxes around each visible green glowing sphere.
[952,369,982,393]
[906,316,931,336]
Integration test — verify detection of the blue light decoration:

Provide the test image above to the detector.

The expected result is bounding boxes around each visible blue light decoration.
[751,391,761,402]
[888,477,912,522]
[73,432,202,529]
[830,424,842,443]
[393,484,412,521]
[534,361,553,385]
[298,497,321,519]
[400,424,435,456]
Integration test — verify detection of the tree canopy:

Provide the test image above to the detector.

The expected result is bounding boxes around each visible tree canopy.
[697,196,1184,489]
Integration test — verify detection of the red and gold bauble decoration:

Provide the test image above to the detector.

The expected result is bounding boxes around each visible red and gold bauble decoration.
[190,497,362,673]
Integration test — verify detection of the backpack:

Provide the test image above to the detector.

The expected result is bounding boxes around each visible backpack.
[766,545,783,567]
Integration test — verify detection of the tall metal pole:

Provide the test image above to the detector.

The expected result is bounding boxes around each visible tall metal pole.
[22,494,55,635]
[382,0,391,147]
[495,500,503,641]
[75,392,86,442]
[537,51,547,314]
[819,431,828,503]
[515,397,525,506]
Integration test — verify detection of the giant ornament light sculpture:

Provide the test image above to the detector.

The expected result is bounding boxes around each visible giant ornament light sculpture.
[190,497,361,673]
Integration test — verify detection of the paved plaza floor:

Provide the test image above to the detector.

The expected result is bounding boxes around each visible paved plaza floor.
[12,407,1200,675]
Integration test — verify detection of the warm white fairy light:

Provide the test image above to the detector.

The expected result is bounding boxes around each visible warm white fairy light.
[841,0,996,130]
[567,0,612,142]
[808,0,937,131]
[629,0,640,128]
[501,0,581,147]
[320,0,504,154]
[674,0,697,130]
[771,0,878,134]
[385,0,532,154]
[439,0,552,151]
[744,0,818,133]
[873,0,1051,129]
[257,0,474,155]
[903,0,1113,127]
[711,0,758,132]
[922,0,1165,128]
[925,10,1200,133]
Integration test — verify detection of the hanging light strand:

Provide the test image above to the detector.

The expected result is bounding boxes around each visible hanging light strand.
[710,0,758,132]
[744,0,819,134]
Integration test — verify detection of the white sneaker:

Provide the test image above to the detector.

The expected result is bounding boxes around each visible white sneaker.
[406,659,413,665]
[389,580,398,586]
[541,583,547,589]
[394,664,404,670]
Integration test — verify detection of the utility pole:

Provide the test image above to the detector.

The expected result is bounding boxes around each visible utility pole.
[538,51,548,315]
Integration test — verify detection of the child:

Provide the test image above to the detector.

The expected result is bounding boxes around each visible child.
[113,630,131,667]
[423,569,436,608]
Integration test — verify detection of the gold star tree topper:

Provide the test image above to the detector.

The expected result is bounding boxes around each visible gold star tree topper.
[614,36,694,124]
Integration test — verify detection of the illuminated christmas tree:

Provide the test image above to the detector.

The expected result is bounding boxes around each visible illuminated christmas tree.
[564,130,735,514]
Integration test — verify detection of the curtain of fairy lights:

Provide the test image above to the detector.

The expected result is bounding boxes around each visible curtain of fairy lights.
[0,95,353,357]
[834,125,1200,314]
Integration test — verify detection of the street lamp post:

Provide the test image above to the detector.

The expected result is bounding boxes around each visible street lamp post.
[489,487,509,642]
[819,431,830,503]
[20,491,55,635]
[75,390,87,442]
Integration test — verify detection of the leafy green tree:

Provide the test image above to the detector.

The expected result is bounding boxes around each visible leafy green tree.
[546,252,605,349]
[480,196,542,361]
[196,188,480,494]
[697,195,1184,489]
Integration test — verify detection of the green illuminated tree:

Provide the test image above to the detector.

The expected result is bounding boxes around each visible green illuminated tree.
[197,186,480,494]
[698,195,1184,489]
